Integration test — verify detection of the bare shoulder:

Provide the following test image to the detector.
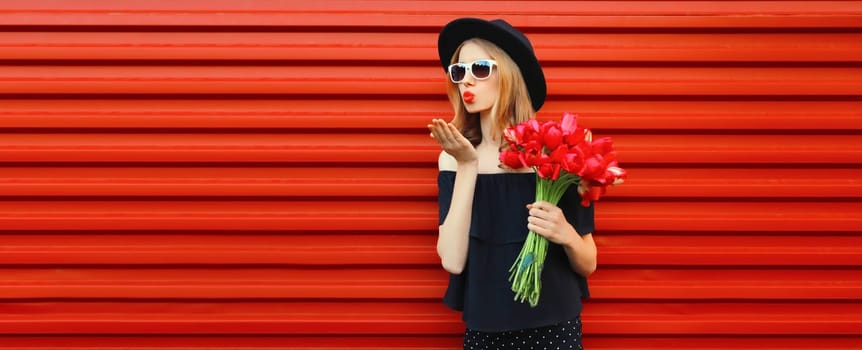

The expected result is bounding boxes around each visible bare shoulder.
[438,151,457,171]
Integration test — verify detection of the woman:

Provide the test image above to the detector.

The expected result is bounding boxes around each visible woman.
[428,18,597,349]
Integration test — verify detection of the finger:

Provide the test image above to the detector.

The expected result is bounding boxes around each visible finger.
[529,216,563,240]
[439,122,458,143]
[530,206,562,222]
[529,202,542,212]
[527,221,540,232]
[427,124,438,139]
[527,222,550,238]
[432,120,451,145]
[434,120,453,144]
[431,123,444,140]
[529,208,550,220]
[532,201,561,215]
[529,201,550,217]
[431,131,443,145]
[533,201,553,209]
[527,215,551,230]
[428,124,441,142]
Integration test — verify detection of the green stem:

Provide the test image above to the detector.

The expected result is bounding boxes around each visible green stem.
[509,171,581,307]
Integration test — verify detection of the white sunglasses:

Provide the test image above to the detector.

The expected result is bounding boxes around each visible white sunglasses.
[447,59,497,83]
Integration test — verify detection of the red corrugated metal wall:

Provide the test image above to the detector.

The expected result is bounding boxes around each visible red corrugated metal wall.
[1,1,861,349]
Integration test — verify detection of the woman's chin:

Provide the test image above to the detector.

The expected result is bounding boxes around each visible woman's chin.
[464,105,489,114]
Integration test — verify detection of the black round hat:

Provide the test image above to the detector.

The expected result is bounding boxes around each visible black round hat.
[437,18,546,111]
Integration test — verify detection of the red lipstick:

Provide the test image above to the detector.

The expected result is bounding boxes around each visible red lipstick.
[463,91,475,103]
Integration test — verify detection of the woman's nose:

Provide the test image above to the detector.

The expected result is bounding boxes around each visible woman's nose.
[461,74,475,86]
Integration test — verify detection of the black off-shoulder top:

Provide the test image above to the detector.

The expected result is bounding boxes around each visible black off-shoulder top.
[437,170,595,332]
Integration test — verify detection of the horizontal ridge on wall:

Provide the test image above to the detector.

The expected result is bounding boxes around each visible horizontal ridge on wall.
[0,335,857,350]
[0,201,858,231]
[2,1,862,28]
[2,33,861,62]
[1,100,860,131]
[1,66,861,95]
[1,167,861,198]
[0,266,859,299]
[2,133,861,163]
[0,233,859,266]
[0,300,858,334]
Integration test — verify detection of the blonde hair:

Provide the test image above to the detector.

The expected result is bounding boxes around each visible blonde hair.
[446,38,535,146]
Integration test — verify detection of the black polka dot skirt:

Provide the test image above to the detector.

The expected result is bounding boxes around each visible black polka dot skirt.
[462,317,584,350]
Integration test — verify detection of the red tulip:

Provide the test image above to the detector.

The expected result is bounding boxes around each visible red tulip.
[527,119,541,133]
[580,156,605,180]
[512,124,527,142]
[561,113,578,136]
[527,138,544,151]
[549,146,568,164]
[564,127,586,147]
[591,137,614,155]
[503,128,517,148]
[537,162,561,180]
[541,122,563,150]
[562,152,585,175]
[607,166,627,185]
[520,148,544,167]
[500,149,525,169]
[578,181,606,206]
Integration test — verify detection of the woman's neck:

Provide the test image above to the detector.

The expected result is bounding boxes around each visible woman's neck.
[479,111,500,146]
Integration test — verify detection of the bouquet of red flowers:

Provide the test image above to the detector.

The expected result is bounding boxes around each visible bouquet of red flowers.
[500,113,626,307]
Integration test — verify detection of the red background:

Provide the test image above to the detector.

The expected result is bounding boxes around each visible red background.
[0,1,861,348]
